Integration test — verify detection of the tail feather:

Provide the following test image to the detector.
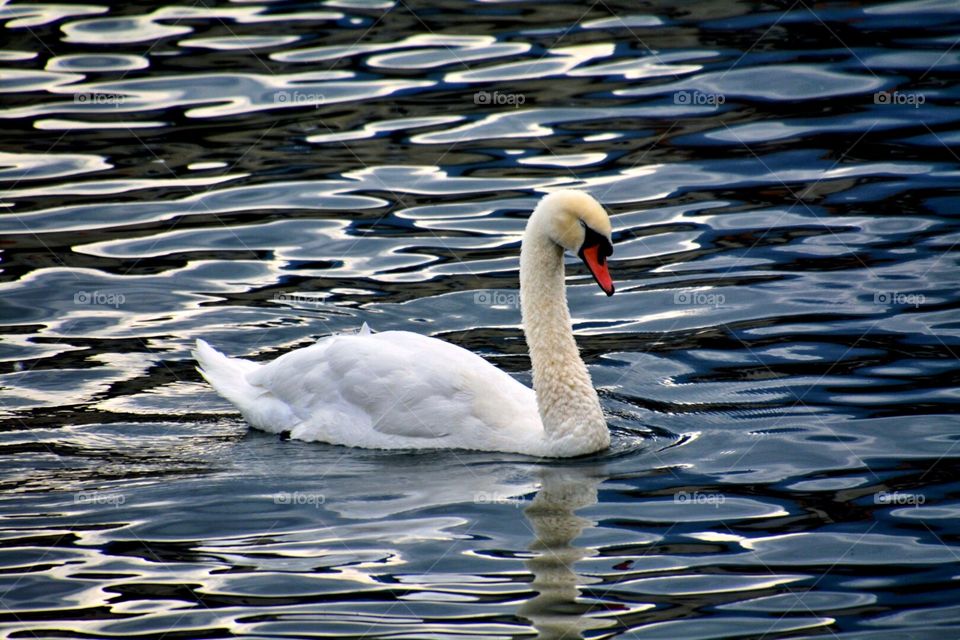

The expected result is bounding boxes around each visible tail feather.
[193,339,261,409]
[194,339,299,434]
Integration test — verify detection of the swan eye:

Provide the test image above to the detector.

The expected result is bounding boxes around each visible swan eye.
[581,225,613,263]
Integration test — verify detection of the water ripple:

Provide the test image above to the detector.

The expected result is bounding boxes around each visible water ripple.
[1,0,959,637]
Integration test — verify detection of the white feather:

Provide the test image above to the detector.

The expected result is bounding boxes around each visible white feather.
[195,330,544,452]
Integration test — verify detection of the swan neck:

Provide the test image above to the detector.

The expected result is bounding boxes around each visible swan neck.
[520,220,609,456]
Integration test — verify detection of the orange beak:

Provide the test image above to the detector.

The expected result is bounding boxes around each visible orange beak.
[580,243,615,296]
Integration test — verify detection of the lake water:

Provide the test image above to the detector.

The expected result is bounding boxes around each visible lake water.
[2,0,960,638]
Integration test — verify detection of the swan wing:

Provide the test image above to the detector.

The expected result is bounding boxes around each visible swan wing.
[244,330,541,448]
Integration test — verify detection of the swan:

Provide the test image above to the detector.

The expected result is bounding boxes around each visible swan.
[194,189,615,457]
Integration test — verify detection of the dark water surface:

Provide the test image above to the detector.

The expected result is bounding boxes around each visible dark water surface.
[2,0,960,637]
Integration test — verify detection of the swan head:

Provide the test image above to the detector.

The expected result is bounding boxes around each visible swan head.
[535,190,615,296]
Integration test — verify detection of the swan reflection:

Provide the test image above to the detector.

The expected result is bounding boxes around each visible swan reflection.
[519,464,614,639]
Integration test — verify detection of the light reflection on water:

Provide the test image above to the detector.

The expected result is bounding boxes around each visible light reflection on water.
[1,0,960,637]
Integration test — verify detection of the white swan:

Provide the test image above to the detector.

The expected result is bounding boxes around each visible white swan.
[194,189,615,457]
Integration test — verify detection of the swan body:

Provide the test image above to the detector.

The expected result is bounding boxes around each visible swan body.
[195,189,615,457]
